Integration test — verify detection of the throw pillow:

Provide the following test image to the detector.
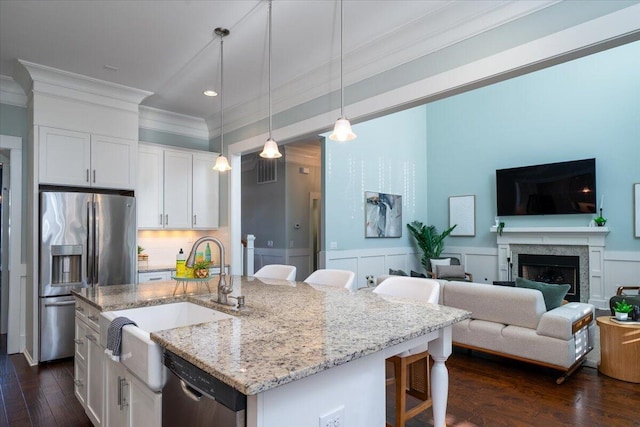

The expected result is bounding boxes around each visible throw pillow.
[388,268,408,276]
[515,277,571,311]
[430,258,451,271]
[410,270,427,278]
[436,265,466,279]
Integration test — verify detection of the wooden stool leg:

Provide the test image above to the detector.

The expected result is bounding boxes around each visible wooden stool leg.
[395,357,408,427]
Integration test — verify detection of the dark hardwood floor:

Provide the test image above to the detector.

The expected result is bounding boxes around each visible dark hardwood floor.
[387,349,640,427]
[0,335,90,427]
[1,334,638,427]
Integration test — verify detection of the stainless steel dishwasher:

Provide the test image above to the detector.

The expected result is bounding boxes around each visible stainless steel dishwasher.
[162,350,246,427]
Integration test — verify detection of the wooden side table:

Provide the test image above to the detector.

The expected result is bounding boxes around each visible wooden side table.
[596,316,640,383]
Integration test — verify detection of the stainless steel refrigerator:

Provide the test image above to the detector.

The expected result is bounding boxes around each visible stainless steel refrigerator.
[39,190,136,362]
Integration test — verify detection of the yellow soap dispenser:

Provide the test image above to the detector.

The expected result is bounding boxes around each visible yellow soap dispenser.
[176,248,186,277]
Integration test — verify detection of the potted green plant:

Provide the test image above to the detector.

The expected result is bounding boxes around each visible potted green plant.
[193,260,211,278]
[613,299,633,321]
[594,208,607,227]
[406,221,457,273]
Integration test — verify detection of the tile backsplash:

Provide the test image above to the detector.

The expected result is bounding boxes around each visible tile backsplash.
[137,229,230,267]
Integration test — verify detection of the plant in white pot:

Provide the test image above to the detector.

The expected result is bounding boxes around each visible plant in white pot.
[406,221,456,274]
[613,299,633,321]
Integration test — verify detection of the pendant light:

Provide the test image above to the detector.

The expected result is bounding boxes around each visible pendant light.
[329,0,356,142]
[213,27,232,172]
[260,0,282,159]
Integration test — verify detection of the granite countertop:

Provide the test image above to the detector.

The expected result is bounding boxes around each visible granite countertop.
[138,264,229,273]
[73,276,470,396]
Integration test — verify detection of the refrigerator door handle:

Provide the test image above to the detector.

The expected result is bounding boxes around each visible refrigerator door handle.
[44,300,77,307]
[86,200,94,286]
[94,201,99,285]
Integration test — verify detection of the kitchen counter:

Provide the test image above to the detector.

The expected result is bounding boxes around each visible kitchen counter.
[137,264,229,273]
[74,276,470,426]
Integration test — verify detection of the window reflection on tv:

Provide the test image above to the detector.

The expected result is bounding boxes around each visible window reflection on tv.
[496,158,596,216]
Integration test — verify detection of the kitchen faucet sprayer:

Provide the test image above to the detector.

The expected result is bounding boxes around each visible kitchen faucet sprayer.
[186,237,232,304]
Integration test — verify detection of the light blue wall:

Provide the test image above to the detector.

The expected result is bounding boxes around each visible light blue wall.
[323,105,428,251]
[0,103,29,261]
[426,41,640,251]
[139,128,209,151]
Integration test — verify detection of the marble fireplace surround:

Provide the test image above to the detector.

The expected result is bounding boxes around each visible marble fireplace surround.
[491,226,609,308]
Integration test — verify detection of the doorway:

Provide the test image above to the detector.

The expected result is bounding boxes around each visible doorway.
[0,135,23,354]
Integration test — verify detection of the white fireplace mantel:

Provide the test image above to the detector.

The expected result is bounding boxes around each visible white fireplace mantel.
[490,226,610,308]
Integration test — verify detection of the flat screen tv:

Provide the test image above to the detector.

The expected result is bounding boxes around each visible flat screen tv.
[496,158,596,216]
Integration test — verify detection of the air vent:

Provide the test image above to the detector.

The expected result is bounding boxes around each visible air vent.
[257,157,277,184]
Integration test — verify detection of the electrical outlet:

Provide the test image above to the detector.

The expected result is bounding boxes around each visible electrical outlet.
[319,406,344,427]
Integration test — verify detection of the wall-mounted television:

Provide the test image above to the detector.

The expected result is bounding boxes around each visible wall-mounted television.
[496,158,596,216]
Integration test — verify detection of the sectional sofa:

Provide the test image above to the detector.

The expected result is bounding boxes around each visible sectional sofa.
[377,276,595,383]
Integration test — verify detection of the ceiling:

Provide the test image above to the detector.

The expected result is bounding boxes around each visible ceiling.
[1,1,637,140]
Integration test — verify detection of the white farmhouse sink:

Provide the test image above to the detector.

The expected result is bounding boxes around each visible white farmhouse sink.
[100,302,232,391]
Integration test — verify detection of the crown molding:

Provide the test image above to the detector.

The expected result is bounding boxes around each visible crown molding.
[209,0,558,137]
[15,60,153,106]
[0,75,27,107]
[139,106,209,140]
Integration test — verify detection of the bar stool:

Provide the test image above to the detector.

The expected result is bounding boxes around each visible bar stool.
[304,269,356,291]
[253,264,297,281]
[373,276,440,427]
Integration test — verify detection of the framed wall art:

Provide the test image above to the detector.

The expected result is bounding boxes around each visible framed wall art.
[449,195,476,236]
[365,191,402,238]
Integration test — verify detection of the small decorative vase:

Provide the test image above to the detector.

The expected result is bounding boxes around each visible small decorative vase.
[615,311,628,321]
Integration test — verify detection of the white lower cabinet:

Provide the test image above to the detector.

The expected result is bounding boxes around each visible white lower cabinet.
[105,358,161,427]
[138,271,171,283]
[74,300,104,426]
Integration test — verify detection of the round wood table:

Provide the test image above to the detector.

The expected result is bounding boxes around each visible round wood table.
[596,316,640,383]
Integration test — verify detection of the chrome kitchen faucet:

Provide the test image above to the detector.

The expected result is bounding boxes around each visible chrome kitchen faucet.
[185,237,232,305]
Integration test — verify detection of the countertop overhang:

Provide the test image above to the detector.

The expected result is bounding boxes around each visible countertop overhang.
[73,276,470,395]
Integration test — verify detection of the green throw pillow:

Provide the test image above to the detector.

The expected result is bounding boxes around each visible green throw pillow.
[515,277,570,311]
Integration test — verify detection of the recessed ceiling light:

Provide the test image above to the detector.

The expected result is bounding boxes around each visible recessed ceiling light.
[203,90,218,97]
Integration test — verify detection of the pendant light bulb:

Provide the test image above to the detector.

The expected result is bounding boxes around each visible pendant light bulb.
[329,0,356,142]
[261,0,282,159]
[213,154,232,171]
[330,117,356,141]
[213,27,231,172]
[260,138,282,158]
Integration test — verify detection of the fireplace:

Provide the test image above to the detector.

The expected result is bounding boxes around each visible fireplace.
[518,254,580,302]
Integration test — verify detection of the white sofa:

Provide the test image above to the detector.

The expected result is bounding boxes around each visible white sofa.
[439,280,595,383]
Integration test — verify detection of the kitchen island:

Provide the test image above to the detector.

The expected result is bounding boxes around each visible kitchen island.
[74,276,470,427]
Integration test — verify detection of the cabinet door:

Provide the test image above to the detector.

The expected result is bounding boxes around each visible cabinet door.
[85,328,104,426]
[74,359,87,408]
[91,135,137,190]
[104,359,128,427]
[192,152,219,229]
[163,150,192,229]
[39,126,91,186]
[138,271,170,283]
[137,145,165,229]
[129,374,162,427]
[74,318,88,365]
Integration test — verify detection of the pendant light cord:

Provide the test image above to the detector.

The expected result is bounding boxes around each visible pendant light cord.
[268,0,273,138]
[340,0,344,118]
[220,34,225,153]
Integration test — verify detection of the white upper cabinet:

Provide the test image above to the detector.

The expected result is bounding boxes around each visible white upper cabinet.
[39,127,91,187]
[163,149,193,229]
[91,134,137,189]
[137,143,218,230]
[192,152,219,229]
[137,145,164,228]
[39,126,136,190]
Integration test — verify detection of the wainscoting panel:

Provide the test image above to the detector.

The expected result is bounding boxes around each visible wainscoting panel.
[321,246,638,301]
[604,251,640,299]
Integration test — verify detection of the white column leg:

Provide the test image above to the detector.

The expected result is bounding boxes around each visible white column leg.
[429,326,452,427]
